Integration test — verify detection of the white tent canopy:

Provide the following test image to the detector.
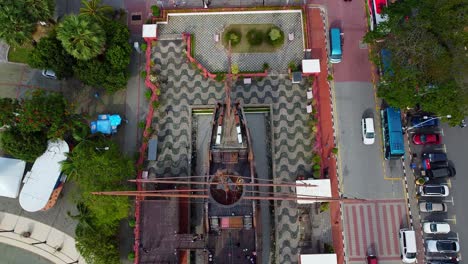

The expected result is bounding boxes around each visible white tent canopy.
[0,157,26,198]
[142,24,158,38]
[19,140,69,212]
[296,179,332,204]
[302,59,321,73]
[300,254,337,264]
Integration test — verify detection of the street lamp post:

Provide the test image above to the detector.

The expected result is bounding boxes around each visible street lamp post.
[405,115,452,131]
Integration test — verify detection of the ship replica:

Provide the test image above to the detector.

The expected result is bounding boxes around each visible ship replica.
[204,91,257,263]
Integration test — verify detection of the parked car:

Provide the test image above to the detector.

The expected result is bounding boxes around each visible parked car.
[424,161,450,170]
[399,229,417,263]
[423,222,451,234]
[412,116,439,128]
[419,202,447,212]
[422,152,448,163]
[362,118,376,145]
[427,166,456,178]
[426,240,459,253]
[412,134,441,145]
[418,184,449,197]
[41,69,57,79]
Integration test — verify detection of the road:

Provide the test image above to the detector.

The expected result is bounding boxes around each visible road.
[309,0,410,262]
[439,123,466,261]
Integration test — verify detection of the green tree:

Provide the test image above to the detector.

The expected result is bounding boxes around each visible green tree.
[79,0,113,24]
[266,26,284,47]
[105,45,131,70]
[75,215,120,264]
[16,90,72,139]
[57,15,106,60]
[61,137,134,228]
[365,0,468,125]
[0,98,19,127]
[0,128,47,162]
[0,0,54,46]
[28,32,75,79]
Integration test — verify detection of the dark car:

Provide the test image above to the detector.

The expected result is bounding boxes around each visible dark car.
[427,166,456,178]
[412,116,439,128]
[423,160,449,170]
[422,152,448,169]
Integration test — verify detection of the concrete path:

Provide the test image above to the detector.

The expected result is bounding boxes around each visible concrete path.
[0,212,86,264]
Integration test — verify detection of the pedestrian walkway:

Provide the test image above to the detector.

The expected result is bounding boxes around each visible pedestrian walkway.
[343,199,407,263]
[0,212,86,264]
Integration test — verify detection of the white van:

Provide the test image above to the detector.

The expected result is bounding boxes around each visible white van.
[399,229,417,263]
[361,118,375,145]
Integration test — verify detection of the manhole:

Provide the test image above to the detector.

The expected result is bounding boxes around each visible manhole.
[132,14,142,21]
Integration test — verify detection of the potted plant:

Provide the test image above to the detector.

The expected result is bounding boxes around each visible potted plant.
[415,177,426,185]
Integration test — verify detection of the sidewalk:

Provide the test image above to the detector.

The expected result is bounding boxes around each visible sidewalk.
[306,6,345,264]
[0,212,86,264]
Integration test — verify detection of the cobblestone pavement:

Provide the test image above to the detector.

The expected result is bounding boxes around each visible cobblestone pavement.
[149,39,313,264]
[157,11,304,72]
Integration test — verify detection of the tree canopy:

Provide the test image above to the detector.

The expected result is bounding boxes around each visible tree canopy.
[79,0,113,24]
[365,0,468,125]
[61,136,134,264]
[0,91,85,162]
[57,15,106,61]
[28,31,75,79]
[0,0,54,46]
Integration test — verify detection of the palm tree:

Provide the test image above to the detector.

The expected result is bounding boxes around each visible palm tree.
[79,0,113,23]
[56,15,105,60]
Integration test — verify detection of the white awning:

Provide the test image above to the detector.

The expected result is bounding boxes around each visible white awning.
[300,254,337,264]
[296,179,331,204]
[142,24,158,38]
[19,140,69,212]
[0,157,26,198]
[302,59,321,73]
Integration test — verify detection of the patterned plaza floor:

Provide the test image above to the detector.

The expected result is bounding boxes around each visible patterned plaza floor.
[149,40,313,264]
[156,11,305,72]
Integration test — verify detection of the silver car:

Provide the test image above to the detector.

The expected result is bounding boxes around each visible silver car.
[419,202,447,212]
[426,240,459,253]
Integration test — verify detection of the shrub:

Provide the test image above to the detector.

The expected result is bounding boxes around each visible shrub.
[224,29,242,47]
[128,252,135,260]
[312,164,321,170]
[288,61,298,71]
[215,73,226,82]
[319,202,330,213]
[327,74,334,81]
[324,243,335,253]
[140,70,147,79]
[151,5,160,17]
[246,29,264,46]
[332,147,339,155]
[128,218,136,228]
[266,26,285,47]
[140,43,147,52]
[262,63,270,71]
[152,100,160,109]
[231,64,239,75]
[145,89,152,100]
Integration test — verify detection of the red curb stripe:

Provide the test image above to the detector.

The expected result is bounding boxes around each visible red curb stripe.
[360,206,368,256]
[382,205,392,255]
[390,204,399,255]
[352,206,361,256]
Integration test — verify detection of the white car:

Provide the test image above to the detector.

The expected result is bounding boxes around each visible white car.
[418,184,449,197]
[423,222,450,234]
[426,240,459,253]
[419,202,447,212]
[41,69,57,79]
[399,229,417,263]
[361,117,375,145]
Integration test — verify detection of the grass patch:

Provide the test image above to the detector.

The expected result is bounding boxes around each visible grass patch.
[8,44,33,64]
[222,24,284,53]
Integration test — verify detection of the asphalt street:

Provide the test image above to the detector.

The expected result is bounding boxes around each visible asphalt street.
[439,123,467,260]
[335,82,403,200]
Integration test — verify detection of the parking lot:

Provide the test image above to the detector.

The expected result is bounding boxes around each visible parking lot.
[406,114,461,263]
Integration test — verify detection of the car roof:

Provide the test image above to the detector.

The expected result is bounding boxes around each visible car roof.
[404,230,417,252]
[365,118,375,132]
